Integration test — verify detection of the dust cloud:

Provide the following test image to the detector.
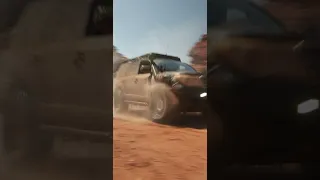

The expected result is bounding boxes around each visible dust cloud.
[113,68,180,122]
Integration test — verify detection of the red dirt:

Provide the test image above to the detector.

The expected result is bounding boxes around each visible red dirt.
[113,117,207,180]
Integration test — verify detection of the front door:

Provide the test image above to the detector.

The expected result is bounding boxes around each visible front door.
[36,37,113,132]
[134,61,152,103]
[121,61,141,103]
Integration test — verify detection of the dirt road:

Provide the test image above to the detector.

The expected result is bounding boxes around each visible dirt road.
[113,114,307,180]
[3,113,206,180]
[7,139,112,180]
[4,113,309,180]
[113,114,207,180]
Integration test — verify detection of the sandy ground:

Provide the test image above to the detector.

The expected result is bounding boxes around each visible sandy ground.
[113,114,207,180]
[112,114,308,180]
[3,113,206,180]
[3,113,309,180]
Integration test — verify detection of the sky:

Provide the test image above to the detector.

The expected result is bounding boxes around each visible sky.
[113,0,207,63]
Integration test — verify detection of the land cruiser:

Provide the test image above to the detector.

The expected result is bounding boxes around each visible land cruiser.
[113,53,207,123]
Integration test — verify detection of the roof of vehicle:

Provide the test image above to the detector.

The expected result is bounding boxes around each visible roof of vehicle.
[132,53,181,62]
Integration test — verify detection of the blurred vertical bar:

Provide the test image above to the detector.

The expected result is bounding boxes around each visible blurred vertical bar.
[0,0,114,179]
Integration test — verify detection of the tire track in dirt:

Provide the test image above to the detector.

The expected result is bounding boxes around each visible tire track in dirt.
[114,113,207,132]
[113,116,207,180]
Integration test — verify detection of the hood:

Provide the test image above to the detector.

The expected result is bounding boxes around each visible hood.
[158,71,204,87]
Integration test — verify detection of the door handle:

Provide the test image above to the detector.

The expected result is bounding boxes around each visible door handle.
[134,79,138,83]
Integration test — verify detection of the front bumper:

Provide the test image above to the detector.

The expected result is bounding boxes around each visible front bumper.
[172,87,207,112]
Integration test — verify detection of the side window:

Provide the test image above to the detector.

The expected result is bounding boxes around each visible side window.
[138,60,152,74]
[216,5,283,35]
[223,8,258,32]
[227,9,247,22]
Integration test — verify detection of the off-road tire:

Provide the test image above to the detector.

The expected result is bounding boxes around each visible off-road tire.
[148,90,180,124]
[0,84,54,178]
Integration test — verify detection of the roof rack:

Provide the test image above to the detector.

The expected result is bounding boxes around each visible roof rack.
[132,53,181,61]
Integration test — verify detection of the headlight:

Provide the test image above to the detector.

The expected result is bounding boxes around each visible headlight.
[200,92,207,98]
[297,99,319,114]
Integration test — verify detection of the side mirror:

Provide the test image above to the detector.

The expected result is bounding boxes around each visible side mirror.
[139,65,151,74]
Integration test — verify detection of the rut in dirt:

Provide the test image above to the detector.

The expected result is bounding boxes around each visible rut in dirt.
[114,111,207,130]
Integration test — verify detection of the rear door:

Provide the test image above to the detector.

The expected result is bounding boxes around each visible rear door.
[121,61,141,102]
[134,60,152,103]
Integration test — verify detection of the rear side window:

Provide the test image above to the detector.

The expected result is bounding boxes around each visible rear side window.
[117,63,130,77]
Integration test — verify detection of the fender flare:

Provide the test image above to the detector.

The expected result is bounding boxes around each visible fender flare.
[148,83,179,106]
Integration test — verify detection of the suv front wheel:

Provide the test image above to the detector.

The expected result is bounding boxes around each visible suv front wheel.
[149,90,180,124]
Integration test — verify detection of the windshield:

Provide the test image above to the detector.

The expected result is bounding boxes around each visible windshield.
[208,0,285,35]
[153,59,197,73]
